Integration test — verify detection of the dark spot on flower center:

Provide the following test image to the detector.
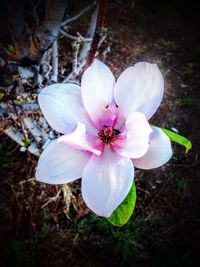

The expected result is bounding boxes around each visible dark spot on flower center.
[98,125,120,144]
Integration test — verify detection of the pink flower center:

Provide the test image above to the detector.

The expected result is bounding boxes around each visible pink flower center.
[98,125,120,144]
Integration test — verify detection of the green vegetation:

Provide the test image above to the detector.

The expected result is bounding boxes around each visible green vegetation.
[4,239,36,267]
[62,212,157,265]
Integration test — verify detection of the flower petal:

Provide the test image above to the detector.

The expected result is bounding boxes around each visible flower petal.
[82,148,134,217]
[81,59,115,126]
[36,140,90,184]
[38,83,93,134]
[114,62,164,119]
[115,112,152,159]
[58,122,101,156]
[132,127,172,169]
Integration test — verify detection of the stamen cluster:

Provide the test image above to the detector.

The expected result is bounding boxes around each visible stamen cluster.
[98,125,120,144]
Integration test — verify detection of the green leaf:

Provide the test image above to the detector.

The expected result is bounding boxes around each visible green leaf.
[7,44,14,53]
[107,182,136,227]
[0,92,5,101]
[161,127,192,153]
[100,27,108,34]
[22,138,31,148]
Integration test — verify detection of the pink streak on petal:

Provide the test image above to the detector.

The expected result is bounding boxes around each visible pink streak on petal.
[95,104,118,129]
[58,122,101,156]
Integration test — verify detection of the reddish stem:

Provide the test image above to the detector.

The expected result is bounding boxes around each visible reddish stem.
[81,0,108,75]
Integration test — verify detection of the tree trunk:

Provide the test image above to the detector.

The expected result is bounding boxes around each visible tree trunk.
[14,0,67,64]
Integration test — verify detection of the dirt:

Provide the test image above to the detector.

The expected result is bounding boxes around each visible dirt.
[1,1,200,266]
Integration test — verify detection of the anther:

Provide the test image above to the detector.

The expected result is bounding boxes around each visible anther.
[98,125,120,144]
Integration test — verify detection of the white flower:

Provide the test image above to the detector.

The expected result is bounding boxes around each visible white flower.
[36,59,172,217]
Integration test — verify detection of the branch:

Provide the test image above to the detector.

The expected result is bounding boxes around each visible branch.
[1,100,51,157]
[72,42,80,75]
[13,0,67,63]
[78,5,98,64]
[85,0,108,68]
[4,126,41,157]
[62,5,99,84]
[61,1,97,26]
[60,29,92,42]
[50,40,58,82]
[23,117,42,145]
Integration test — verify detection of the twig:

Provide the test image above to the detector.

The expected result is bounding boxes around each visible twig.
[97,33,107,49]
[72,42,80,75]
[4,126,40,157]
[170,67,183,77]
[41,187,62,208]
[11,100,27,142]
[62,5,99,84]
[60,29,92,42]
[23,117,42,145]
[1,96,49,157]
[80,0,108,75]
[137,186,151,195]
[4,126,24,147]
[61,1,97,26]
[77,32,93,42]
[60,29,78,40]
[51,40,58,82]
[78,5,98,64]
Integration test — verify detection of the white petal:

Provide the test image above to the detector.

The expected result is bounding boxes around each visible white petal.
[132,127,172,169]
[115,112,152,159]
[114,62,164,119]
[36,140,90,184]
[58,122,101,156]
[81,59,115,126]
[82,148,134,217]
[38,83,93,134]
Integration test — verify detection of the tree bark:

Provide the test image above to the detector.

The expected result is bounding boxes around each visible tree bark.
[14,0,67,64]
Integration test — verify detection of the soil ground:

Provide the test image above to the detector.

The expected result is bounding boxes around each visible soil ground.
[1,1,200,266]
